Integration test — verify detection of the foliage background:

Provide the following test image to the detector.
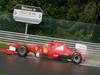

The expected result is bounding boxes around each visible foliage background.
[0,0,100,43]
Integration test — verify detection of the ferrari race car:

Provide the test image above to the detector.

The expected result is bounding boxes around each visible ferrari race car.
[0,41,85,64]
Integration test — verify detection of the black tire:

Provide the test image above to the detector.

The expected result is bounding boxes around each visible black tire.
[72,52,82,64]
[16,46,27,57]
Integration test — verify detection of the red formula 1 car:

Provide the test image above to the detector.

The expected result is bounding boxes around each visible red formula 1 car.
[1,41,85,64]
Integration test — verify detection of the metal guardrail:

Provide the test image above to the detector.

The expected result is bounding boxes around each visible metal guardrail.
[0,30,100,55]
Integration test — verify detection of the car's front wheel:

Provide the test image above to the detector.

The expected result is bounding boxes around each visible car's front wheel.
[72,52,82,64]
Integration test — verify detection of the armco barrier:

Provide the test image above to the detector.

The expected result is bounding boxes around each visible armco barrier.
[0,30,100,56]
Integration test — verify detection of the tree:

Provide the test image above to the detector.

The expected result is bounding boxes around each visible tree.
[0,0,99,43]
[79,1,96,23]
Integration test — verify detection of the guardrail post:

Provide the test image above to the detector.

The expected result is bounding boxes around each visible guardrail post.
[25,23,28,34]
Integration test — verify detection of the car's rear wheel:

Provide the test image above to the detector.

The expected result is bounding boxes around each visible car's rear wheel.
[16,46,27,57]
[72,52,82,64]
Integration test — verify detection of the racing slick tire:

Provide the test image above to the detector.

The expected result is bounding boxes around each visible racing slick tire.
[16,46,27,57]
[72,52,82,64]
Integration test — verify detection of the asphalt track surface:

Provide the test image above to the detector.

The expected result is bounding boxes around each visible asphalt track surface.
[0,53,100,75]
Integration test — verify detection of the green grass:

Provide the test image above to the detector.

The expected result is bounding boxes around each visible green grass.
[0,72,7,75]
[0,42,8,48]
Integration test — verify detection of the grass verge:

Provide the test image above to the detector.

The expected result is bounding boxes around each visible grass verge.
[0,42,8,48]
